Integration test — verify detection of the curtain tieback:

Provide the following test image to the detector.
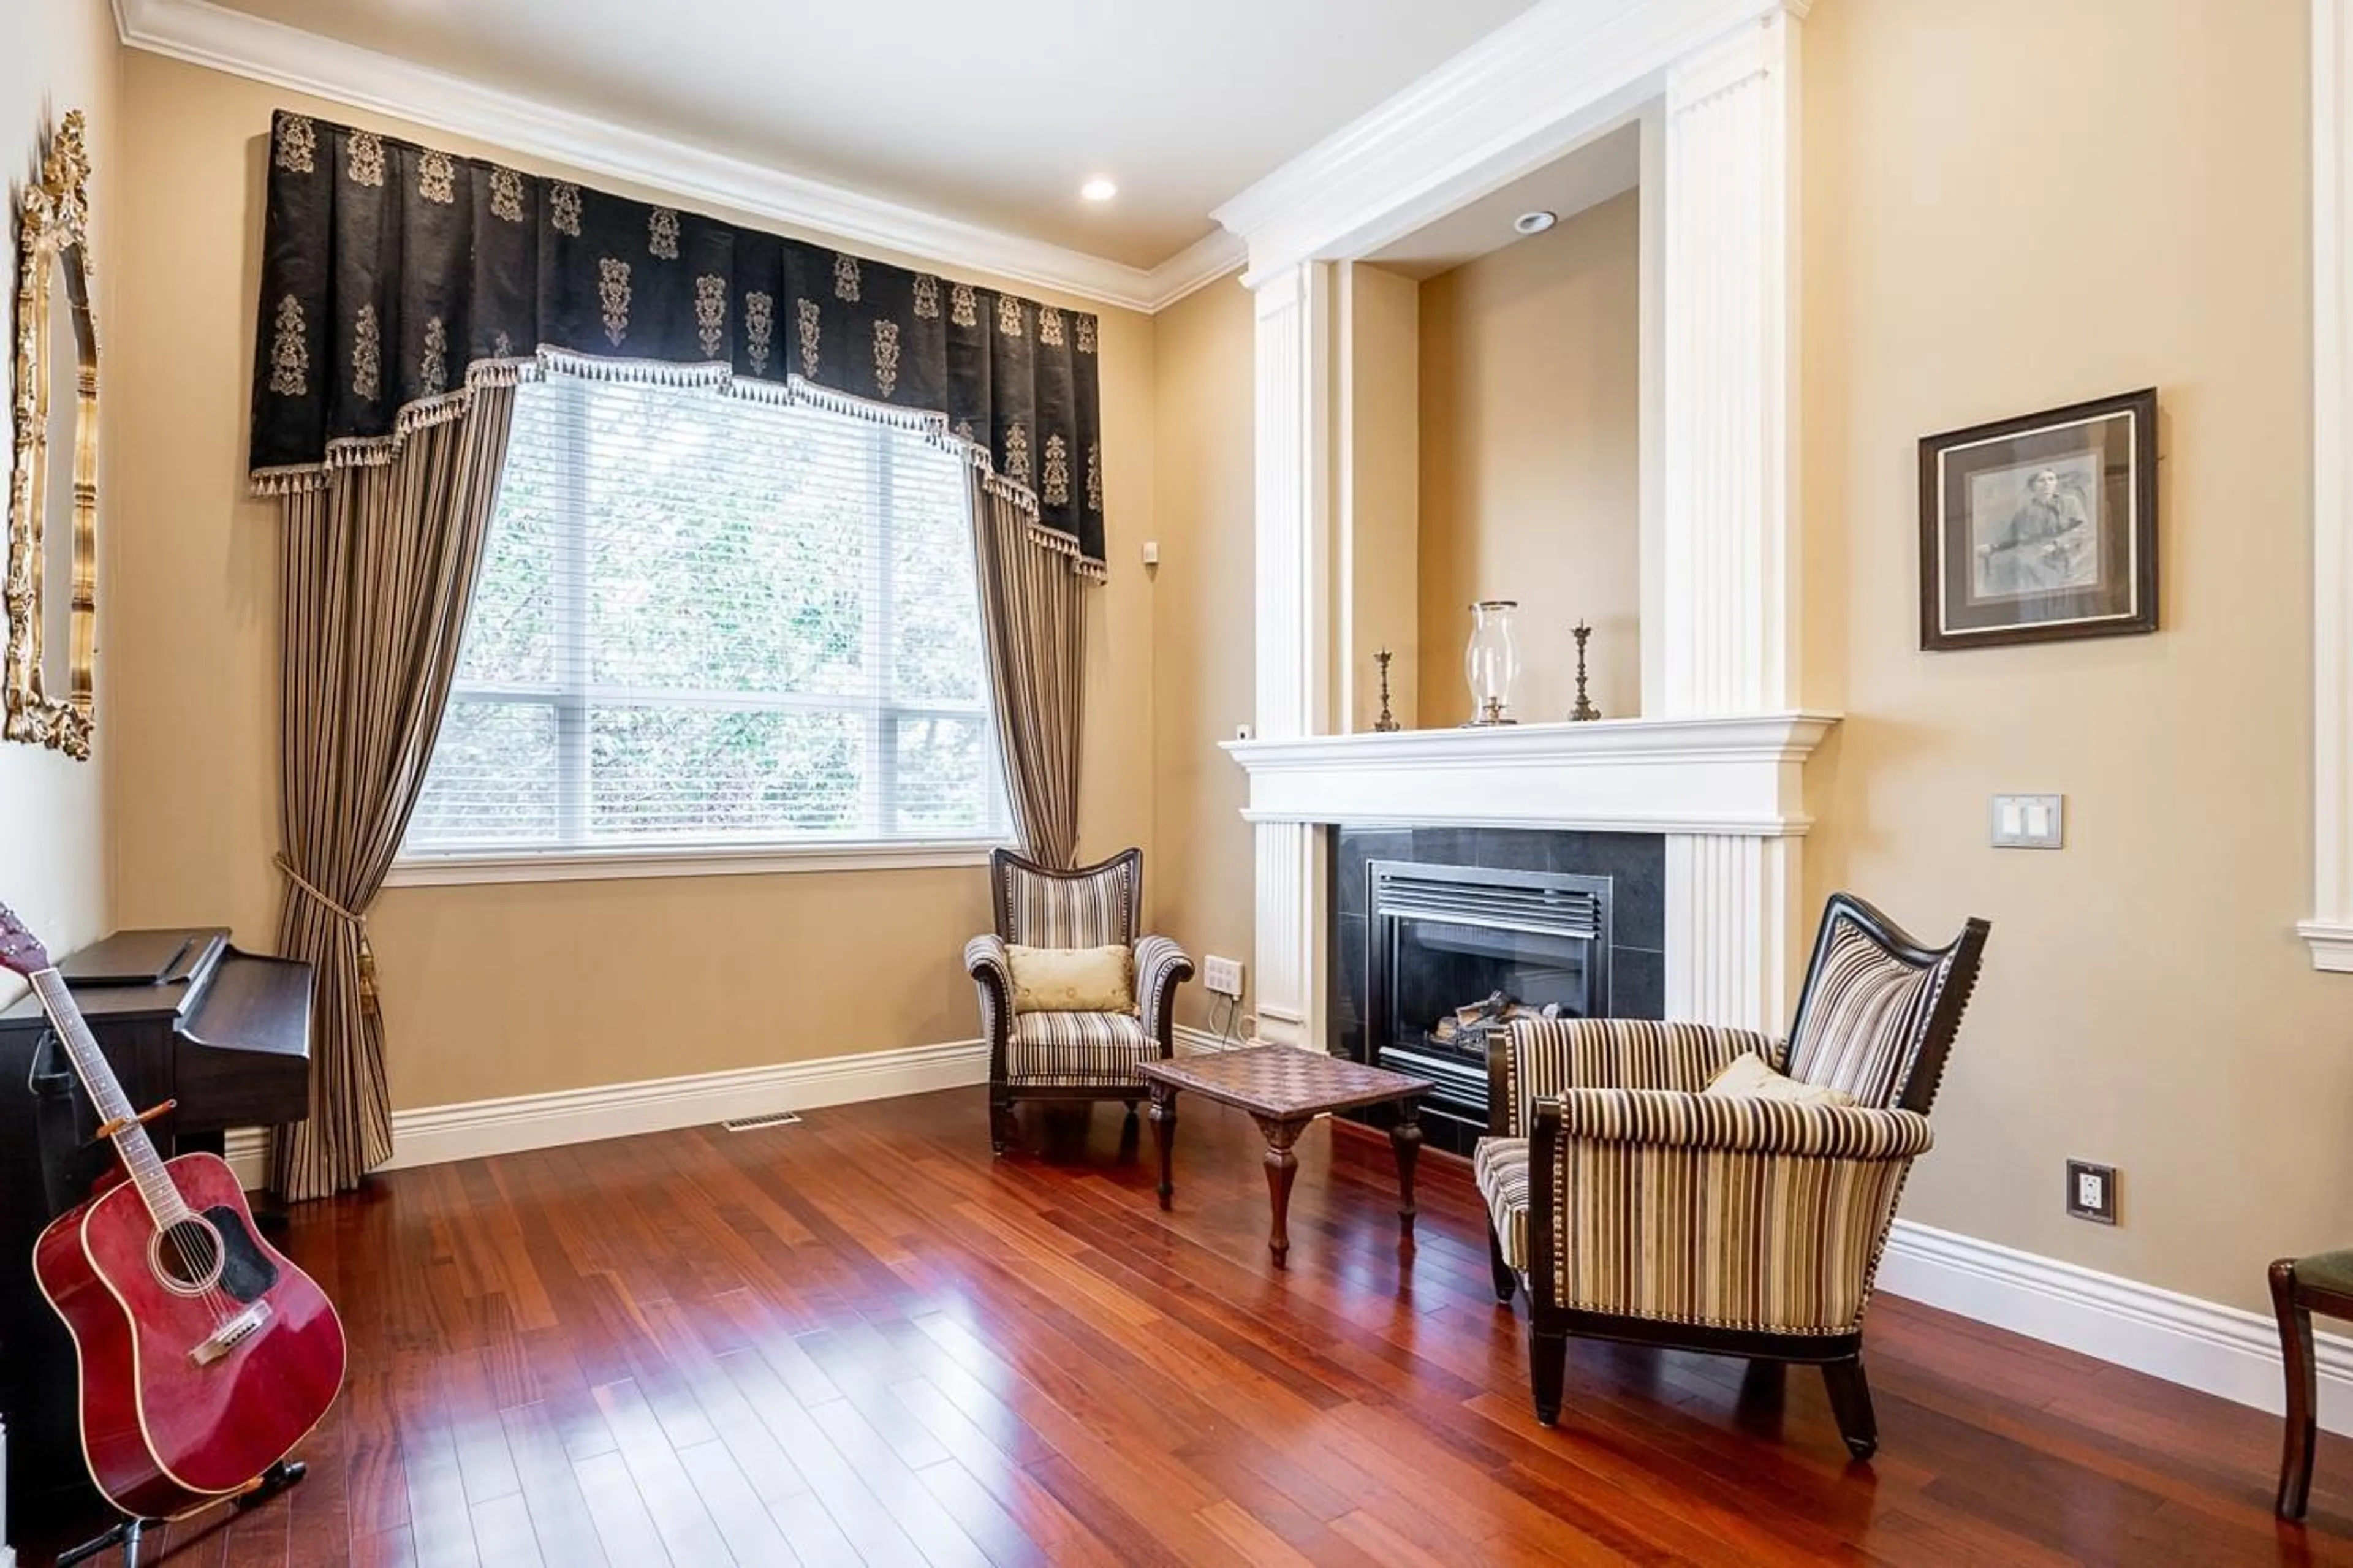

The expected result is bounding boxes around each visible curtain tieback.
[273,854,379,1006]
[273,854,365,925]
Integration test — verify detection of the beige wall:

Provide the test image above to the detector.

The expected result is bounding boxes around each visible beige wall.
[1342,263,1422,732]
[1148,278,1257,1030]
[1800,0,2335,1311]
[77,0,2343,1319]
[1418,190,1641,727]
[1140,1,2341,1317]
[0,0,118,1005]
[105,51,1158,1109]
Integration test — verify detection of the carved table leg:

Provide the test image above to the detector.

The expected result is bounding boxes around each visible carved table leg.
[1390,1096,1423,1237]
[1252,1115,1306,1267]
[1148,1083,1179,1210]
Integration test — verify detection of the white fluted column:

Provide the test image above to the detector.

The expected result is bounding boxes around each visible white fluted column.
[1658,7,1809,1025]
[1249,262,1334,1048]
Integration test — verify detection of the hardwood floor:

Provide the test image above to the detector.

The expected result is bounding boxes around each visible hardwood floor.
[23,1085,2353,1566]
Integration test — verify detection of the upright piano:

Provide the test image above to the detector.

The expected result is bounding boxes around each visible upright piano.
[0,928,313,1521]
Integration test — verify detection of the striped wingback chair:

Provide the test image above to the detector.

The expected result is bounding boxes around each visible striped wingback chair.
[965,847,1194,1155]
[1474,892,1988,1458]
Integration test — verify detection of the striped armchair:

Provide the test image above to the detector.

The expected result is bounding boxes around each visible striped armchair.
[1475,892,1988,1458]
[966,847,1194,1156]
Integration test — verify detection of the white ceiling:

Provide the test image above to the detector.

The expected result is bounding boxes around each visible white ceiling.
[1366,121,1641,281]
[195,0,1544,270]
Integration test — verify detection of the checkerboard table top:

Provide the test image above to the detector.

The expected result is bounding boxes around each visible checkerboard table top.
[1138,1045,1433,1120]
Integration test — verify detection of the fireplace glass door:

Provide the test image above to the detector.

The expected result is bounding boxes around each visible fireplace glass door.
[1366,862,1612,1129]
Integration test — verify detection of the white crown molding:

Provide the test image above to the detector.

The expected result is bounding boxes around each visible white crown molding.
[1147,229,1250,311]
[111,0,1243,313]
[1879,1219,2353,1437]
[1211,0,1800,281]
[221,1035,988,1184]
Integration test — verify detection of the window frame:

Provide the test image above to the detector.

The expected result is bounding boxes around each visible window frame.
[390,376,1011,887]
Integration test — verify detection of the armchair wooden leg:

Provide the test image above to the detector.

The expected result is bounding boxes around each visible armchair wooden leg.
[990,1091,1016,1157]
[1529,1325,1567,1427]
[1488,1225,1518,1305]
[1822,1355,1878,1461]
[2275,1259,2319,1521]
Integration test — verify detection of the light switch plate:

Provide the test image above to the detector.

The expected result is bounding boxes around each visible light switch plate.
[1203,955,1245,999]
[1991,793,2064,849]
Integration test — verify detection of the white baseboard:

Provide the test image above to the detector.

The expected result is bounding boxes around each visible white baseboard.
[1879,1219,2353,1435]
[221,1036,988,1188]
[1175,1023,1248,1055]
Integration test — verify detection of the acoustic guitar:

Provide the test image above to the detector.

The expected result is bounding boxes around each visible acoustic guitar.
[0,902,346,1523]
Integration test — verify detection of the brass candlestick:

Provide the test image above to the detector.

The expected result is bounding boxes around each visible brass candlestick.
[1569,622,1601,722]
[1373,649,1401,732]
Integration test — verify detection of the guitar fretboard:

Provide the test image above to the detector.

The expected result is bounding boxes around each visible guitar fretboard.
[30,966,191,1230]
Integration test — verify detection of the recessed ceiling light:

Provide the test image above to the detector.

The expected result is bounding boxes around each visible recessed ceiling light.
[1080,178,1118,203]
[1514,210,1558,236]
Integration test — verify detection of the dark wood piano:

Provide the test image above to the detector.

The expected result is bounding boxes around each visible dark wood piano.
[0,928,313,1521]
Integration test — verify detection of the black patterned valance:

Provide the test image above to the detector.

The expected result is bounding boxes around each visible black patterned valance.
[249,111,1107,575]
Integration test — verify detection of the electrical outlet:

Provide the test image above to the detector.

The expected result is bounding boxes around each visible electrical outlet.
[2065,1159,2118,1225]
[1203,954,1245,998]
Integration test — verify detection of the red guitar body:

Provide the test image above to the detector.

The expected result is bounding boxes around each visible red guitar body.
[32,1151,347,1520]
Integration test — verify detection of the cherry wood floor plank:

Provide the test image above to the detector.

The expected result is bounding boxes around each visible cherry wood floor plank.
[461,1491,542,1568]
[497,1399,612,1568]
[27,1084,2353,1567]
[586,1376,733,1565]
[567,1447,671,1567]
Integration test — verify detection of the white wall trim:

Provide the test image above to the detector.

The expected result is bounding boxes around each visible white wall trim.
[384,839,998,888]
[221,1036,988,1186]
[1222,712,1834,839]
[1175,1023,1248,1055]
[110,0,1243,314]
[1211,0,1801,279]
[1880,1219,2353,1436]
[2313,0,2353,970]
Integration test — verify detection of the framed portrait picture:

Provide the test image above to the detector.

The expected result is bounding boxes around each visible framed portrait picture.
[1918,388,2157,650]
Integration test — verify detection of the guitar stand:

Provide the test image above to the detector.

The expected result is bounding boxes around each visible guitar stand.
[52,1462,306,1567]
[55,1518,153,1568]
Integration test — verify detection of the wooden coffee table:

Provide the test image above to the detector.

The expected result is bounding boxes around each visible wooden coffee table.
[1137,1045,1434,1268]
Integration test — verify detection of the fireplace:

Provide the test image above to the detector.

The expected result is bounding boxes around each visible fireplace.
[1331,826,1664,1155]
[1368,862,1612,1131]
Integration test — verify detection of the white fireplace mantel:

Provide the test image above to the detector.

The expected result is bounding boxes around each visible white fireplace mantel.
[1220,0,1817,1043]
[1222,713,1837,837]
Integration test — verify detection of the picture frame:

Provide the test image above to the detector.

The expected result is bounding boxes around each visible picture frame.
[1917,387,2157,651]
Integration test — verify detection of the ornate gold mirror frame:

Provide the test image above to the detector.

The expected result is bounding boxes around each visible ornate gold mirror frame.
[4,109,97,760]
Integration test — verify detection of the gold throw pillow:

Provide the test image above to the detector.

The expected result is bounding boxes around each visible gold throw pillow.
[1703,1051,1859,1107]
[1006,944,1137,1015]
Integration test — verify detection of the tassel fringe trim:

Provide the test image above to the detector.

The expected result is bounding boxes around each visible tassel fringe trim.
[251,347,1108,581]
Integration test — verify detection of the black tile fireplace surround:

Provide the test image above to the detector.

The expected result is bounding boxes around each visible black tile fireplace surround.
[1328,826,1665,1157]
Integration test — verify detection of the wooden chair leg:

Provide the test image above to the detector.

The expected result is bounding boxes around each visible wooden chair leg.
[1529,1325,1567,1427]
[1822,1355,1877,1461]
[2275,1259,2319,1521]
[1488,1224,1518,1305]
[990,1090,1016,1157]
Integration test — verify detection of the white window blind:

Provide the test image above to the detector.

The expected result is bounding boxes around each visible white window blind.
[403,373,1007,861]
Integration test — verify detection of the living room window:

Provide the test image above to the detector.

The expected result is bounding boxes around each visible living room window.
[396,373,1007,879]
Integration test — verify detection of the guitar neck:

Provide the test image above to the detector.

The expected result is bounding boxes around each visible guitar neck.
[28,967,190,1229]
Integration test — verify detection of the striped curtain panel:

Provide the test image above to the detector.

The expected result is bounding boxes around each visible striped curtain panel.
[971,478,1088,869]
[270,384,518,1200]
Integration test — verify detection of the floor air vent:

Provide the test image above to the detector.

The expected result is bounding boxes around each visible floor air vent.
[720,1110,803,1133]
